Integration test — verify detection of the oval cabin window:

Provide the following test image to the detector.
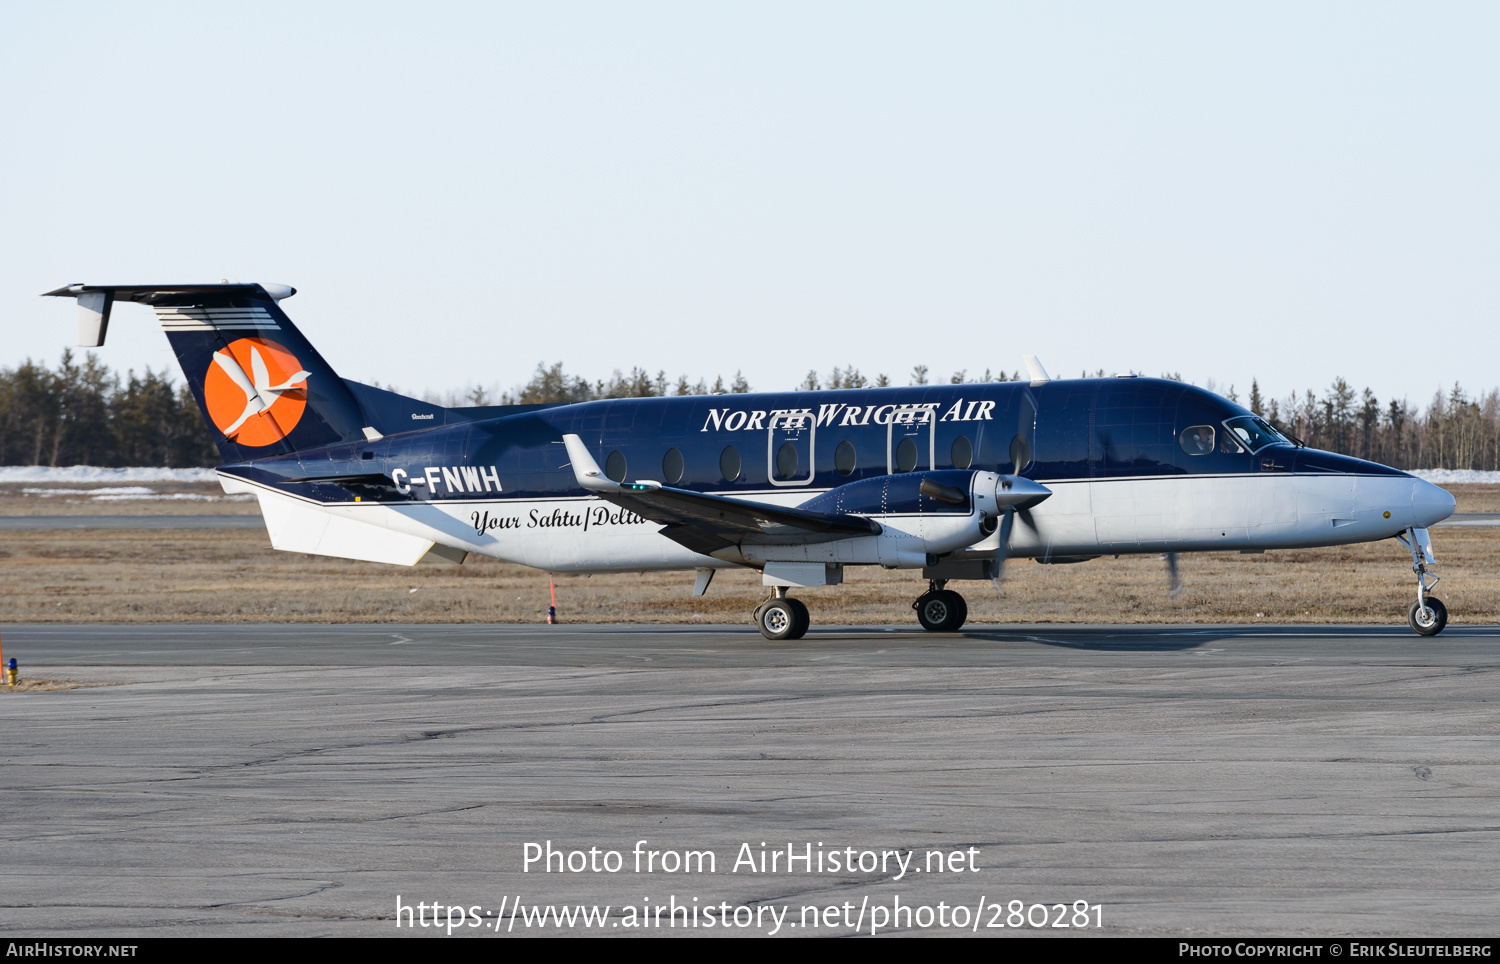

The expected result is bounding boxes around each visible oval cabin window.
[950,435,973,469]
[719,445,741,482]
[895,437,919,473]
[775,442,799,479]
[834,440,857,476]
[662,447,684,484]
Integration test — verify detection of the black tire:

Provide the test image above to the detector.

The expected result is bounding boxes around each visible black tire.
[1408,596,1448,636]
[757,599,801,640]
[786,597,810,640]
[915,590,965,632]
[946,590,968,630]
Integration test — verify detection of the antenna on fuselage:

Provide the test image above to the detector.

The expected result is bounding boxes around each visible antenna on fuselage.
[1023,355,1050,386]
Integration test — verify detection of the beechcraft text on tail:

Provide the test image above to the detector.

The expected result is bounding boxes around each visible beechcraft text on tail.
[45,282,1457,638]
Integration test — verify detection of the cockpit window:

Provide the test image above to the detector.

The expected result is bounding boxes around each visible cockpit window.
[1223,416,1287,453]
[1179,425,1215,456]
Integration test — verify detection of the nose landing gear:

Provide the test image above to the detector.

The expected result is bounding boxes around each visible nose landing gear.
[1397,527,1447,636]
[914,580,968,632]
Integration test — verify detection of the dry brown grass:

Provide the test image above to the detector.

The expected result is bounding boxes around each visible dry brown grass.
[2,525,1495,625]
[1447,483,1500,513]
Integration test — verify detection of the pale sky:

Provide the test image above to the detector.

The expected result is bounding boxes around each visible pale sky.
[3,3,1496,408]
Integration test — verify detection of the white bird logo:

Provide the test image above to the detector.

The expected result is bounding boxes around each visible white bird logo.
[212,345,311,437]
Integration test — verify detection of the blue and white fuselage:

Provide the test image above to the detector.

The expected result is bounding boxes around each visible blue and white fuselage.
[216,378,1453,572]
[44,281,1456,636]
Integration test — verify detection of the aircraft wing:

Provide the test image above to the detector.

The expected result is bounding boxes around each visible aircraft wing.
[561,434,880,555]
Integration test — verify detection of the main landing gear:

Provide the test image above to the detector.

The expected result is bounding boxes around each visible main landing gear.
[753,581,971,638]
[754,587,809,640]
[913,580,968,632]
[1397,526,1447,637]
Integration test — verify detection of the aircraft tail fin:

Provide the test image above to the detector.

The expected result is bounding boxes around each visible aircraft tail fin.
[44,283,367,462]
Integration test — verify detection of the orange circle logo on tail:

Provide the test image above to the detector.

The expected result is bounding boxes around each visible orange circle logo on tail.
[203,337,311,447]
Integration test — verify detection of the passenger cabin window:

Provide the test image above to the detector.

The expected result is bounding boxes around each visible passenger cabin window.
[894,436,919,473]
[1009,434,1032,471]
[1179,426,1215,456]
[662,447,684,484]
[834,440,857,476]
[719,445,741,482]
[605,450,628,481]
[950,435,972,469]
[775,442,799,480]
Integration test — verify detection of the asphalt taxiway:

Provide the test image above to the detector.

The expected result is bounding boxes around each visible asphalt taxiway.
[8,621,1500,666]
[3,623,1497,937]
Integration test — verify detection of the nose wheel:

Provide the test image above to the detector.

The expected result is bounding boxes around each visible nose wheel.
[754,589,809,640]
[914,581,968,632]
[1397,527,1447,637]
[1409,597,1447,636]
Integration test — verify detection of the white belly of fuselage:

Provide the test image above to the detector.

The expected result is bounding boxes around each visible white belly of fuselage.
[1000,473,1442,557]
[225,472,1449,573]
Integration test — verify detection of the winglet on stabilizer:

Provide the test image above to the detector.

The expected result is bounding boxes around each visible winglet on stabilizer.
[75,291,111,347]
[562,434,612,491]
[562,434,663,493]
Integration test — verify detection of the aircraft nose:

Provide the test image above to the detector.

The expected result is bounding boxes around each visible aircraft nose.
[1413,478,1456,527]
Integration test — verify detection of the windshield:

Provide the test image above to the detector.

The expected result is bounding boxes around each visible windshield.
[1223,415,1288,453]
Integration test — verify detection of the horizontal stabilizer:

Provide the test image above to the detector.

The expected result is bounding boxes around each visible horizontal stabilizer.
[44,284,296,347]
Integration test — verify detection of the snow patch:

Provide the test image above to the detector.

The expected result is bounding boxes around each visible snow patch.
[23,486,156,496]
[0,466,219,483]
[1409,469,1500,485]
[92,493,233,501]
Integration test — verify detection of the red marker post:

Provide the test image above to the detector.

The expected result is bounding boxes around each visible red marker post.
[547,577,557,625]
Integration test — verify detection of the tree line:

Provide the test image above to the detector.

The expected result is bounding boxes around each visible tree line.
[4,352,1498,471]
[0,351,218,468]
[465,363,753,406]
[1245,378,1500,474]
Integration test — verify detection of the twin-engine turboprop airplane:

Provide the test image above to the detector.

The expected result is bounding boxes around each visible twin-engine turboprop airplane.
[46,282,1458,638]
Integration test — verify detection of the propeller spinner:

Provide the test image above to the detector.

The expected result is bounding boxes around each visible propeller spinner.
[987,475,1051,596]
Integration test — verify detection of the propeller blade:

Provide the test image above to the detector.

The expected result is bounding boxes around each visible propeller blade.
[989,507,1015,598]
[1166,552,1184,600]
